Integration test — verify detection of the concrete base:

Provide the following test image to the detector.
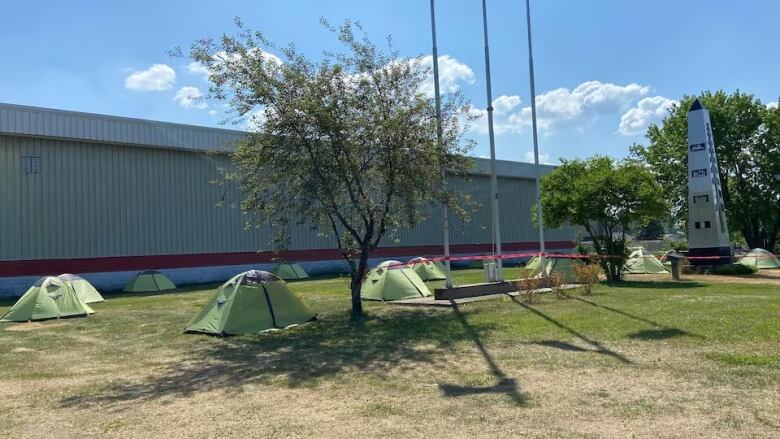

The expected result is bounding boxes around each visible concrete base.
[687,246,733,266]
[434,281,515,300]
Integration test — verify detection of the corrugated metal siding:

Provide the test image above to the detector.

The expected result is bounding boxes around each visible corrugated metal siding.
[0,103,245,153]
[1,105,580,263]
[0,140,22,259]
[0,134,575,261]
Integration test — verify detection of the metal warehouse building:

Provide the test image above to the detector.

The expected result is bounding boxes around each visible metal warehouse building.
[0,103,577,297]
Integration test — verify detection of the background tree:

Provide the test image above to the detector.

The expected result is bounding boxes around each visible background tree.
[185,20,473,320]
[636,219,665,240]
[536,157,668,280]
[631,91,780,251]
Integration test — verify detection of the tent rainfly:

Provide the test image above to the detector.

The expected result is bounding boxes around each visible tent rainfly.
[1,277,94,322]
[624,248,669,274]
[737,248,780,270]
[185,270,315,336]
[123,269,176,293]
[526,256,580,284]
[57,274,104,303]
[273,263,309,280]
[408,257,446,281]
[361,260,431,301]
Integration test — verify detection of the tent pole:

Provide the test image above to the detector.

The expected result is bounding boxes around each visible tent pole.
[481,0,504,282]
[430,0,453,289]
[525,0,546,272]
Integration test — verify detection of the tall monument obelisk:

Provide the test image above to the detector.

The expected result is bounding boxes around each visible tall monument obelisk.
[687,99,732,264]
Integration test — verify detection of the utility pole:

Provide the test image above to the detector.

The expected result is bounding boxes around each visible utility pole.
[429,0,453,288]
[481,0,504,282]
[525,0,546,272]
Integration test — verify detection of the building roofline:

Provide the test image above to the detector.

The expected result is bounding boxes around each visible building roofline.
[0,102,245,135]
[0,102,556,178]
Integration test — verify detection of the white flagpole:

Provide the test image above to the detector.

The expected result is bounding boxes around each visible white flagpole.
[525,0,546,271]
[429,0,453,289]
[480,0,504,282]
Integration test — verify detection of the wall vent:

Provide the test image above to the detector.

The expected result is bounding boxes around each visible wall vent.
[22,156,42,175]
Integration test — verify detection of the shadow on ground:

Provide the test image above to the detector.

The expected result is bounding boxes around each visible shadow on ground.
[627,328,691,340]
[59,306,506,409]
[572,296,702,340]
[510,297,632,364]
[438,303,529,405]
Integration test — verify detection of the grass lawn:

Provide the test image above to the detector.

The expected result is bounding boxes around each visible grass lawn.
[1,269,779,438]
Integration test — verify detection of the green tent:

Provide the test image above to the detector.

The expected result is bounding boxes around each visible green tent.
[1,277,94,322]
[58,273,104,303]
[273,263,309,280]
[408,257,446,281]
[361,260,431,301]
[123,269,176,293]
[737,248,780,269]
[527,256,580,284]
[525,256,544,273]
[624,248,669,274]
[185,270,315,336]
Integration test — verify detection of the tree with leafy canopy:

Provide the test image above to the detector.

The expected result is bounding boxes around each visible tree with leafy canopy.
[182,19,474,320]
[631,91,780,251]
[536,157,668,280]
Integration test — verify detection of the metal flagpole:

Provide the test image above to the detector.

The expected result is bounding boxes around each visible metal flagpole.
[525,0,547,271]
[429,0,453,289]
[481,0,504,282]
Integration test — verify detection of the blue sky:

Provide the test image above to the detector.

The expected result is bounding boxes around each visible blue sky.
[1,0,778,163]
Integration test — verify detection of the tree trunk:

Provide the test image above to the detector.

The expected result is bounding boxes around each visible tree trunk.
[348,249,369,322]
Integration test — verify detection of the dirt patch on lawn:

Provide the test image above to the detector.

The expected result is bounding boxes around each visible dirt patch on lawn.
[4,322,69,332]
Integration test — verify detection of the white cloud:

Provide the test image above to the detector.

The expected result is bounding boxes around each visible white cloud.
[618,96,676,135]
[523,151,553,165]
[493,95,521,115]
[466,80,652,137]
[245,107,271,132]
[173,86,207,109]
[208,109,218,116]
[768,101,778,109]
[420,55,475,97]
[186,61,209,79]
[125,64,176,91]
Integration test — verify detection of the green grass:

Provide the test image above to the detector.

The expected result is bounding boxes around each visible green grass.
[0,270,778,437]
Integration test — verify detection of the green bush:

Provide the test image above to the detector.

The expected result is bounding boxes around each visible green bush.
[710,264,757,276]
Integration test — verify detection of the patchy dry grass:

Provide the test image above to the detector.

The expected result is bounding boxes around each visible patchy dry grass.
[1,270,779,438]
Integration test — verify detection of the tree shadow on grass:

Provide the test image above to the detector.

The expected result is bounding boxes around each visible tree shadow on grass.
[438,303,529,406]
[59,307,501,410]
[627,328,691,340]
[525,340,596,353]
[572,296,703,340]
[510,297,632,364]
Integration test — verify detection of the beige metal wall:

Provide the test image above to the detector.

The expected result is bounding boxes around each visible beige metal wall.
[0,135,576,261]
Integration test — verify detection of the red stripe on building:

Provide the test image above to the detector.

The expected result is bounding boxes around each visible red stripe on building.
[0,241,574,277]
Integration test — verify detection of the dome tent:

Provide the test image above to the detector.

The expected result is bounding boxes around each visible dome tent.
[737,248,780,269]
[273,262,309,280]
[123,269,176,293]
[185,270,315,336]
[57,273,104,303]
[408,257,446,281]
[526,256,580,284]
[1,277,94,322]
[624,248,669,274]
[361,260,431,301]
